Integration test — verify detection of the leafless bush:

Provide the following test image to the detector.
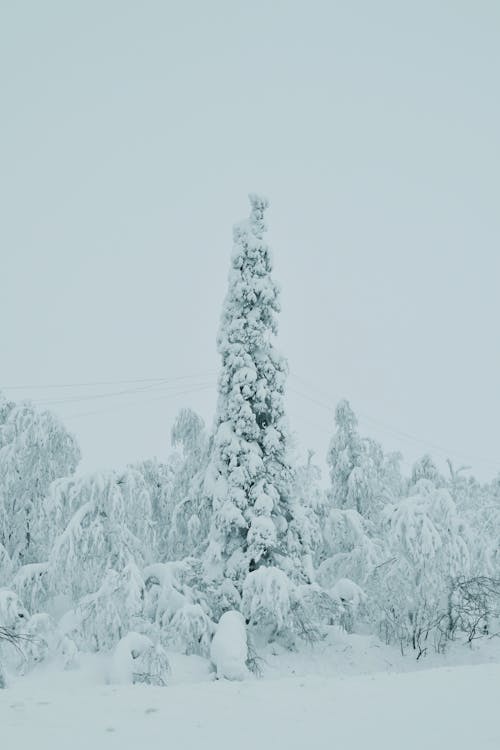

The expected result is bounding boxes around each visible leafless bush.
[0,627,32,688]
[290,588,341,644]
[444,576,500,644]
[246,634,265,677]
[377,604,442,659]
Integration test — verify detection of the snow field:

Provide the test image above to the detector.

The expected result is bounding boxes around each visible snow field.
[1,662,499,750]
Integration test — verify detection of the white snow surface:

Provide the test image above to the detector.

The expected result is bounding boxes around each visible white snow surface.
[1,632,499,750]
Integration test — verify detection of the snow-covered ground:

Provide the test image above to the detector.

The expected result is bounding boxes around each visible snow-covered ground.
[2,633,499,750]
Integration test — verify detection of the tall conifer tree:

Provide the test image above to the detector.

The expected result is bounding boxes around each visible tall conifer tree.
[206,195,305,586]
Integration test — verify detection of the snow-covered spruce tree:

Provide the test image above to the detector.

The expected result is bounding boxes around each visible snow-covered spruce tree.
[205,195,309,595]
[0,393,80,567]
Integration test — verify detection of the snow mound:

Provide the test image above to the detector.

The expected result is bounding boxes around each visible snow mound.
[210,610,248,680]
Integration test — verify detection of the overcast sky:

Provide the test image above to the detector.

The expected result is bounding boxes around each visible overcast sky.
[1,1,499,480]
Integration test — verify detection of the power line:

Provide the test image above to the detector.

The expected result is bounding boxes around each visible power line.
[2,367,497,472]
[288,384,335,415]
[0,370,216,392]
[64,382,217,421]
[288,408,332,438]
[288,371,499,471]
[33,380,175,407]
[33,378,215,408]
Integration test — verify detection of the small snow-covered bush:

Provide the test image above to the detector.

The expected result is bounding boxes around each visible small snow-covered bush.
[242,566,325,643]
[0,589,28,630]
[111,632,170,686]
[1,608,78,674]
[242,567,294,634]
[206,578,242,623]
[0,593,31,677]
[143,559,205,624]
[12,563,49,615]
[290,584,339,642]
[143,559,215,656]
[319,509,382,587]
[134,642,170,686]
[0,627,25,688]
[58,633,79,670]
[164,604,214,657]
[69,564,146,652]
[329,578,367,633]
[22,613,56,665]
[446,576,500,644]
[210,610,248,681]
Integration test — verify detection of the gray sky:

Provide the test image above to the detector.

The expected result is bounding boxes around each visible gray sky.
[1,1,499,480]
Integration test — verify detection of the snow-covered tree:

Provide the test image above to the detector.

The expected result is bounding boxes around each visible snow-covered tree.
[168,408,210,560]
[130,411,210,563]
[477,476,500,578]
[318,508,383,589]
[11,562,49,615]
[0,544,12,588]
[322,401,392,625]
[290,450,325,574]
[143,559,214,657]
[129,457,176,561]
[460,473,500,579]
[205,195,308,587]
[0,395,80,566]
[410,454,445,489]
[373,478,470,655]
[366,439,403,507]
[65,563,146,652]
[47,469,153,601]
[327,399,378,519]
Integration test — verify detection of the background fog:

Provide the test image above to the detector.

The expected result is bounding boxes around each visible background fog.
[1,1,499,478]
